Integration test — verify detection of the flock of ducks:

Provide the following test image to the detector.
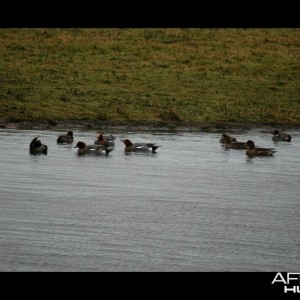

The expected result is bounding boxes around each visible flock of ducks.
[29,130,293,157]
[29,131,161,156]
[220,130,292,157]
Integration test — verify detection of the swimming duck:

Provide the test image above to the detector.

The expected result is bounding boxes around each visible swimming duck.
[219,133,236,144]
[29,137,48,155]
[120,139,160,153]
[223,135,247,150]
[246,140,276,157]
[57,131,74,144]
[272,130,292,142]
[74,141,113,156]
[94,133,115,147]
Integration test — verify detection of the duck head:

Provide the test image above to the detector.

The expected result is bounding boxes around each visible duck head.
[97,134,104,141]
[246,140,255,149]
[120,139,133,147]
[67,131,74,137]
[224,135,232,144]
[74,141,86,149]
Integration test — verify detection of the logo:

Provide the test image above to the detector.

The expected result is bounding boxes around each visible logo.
[272,273,300,294]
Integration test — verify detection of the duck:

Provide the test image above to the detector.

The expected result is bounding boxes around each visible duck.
[29,137,48,155]
[74,141,113,156]
[223,135,247,150]
[103,134,116,141]
[219,133,236,144]
[120,139,161,153]
[94,133,115,147]
[57,131,74,144]
[246,140,276,157]
[272,130,292,142]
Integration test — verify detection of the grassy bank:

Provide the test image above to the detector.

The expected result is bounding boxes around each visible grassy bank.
[0,28,299,128]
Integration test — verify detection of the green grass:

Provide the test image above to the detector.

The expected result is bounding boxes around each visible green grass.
[0,28,300,126]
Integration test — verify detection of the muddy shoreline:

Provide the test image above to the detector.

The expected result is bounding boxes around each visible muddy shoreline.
[1,120,299,133]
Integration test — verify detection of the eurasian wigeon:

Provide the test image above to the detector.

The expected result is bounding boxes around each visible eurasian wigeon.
[57,131,74,144]
[94,133,115,147]
[272,130,292,142]
[120,139,161,153]
[74,141,113,156]
[29,137,48,155]
[246,140,276,157]
[219,133,237,144]
[223,135,247,150]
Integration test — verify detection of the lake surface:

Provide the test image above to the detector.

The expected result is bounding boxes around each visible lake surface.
[0,128,299,272]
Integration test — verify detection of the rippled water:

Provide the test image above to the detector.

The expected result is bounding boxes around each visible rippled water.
[0,128,299,271]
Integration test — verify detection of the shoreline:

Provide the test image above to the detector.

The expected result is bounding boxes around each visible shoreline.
[1,120,299,133]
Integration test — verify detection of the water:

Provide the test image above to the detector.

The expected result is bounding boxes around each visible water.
[0,129,299,272]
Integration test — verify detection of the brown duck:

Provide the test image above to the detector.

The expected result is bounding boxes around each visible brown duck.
[94,134,115,147]
[246,140,276,157]
[272,130,292,142]
[223,135,247,150]
[29,137,48,155]
[57,131,74,144]
[219,133,237,144]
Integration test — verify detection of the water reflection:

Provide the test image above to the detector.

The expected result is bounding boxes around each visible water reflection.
[124,151,158,157]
